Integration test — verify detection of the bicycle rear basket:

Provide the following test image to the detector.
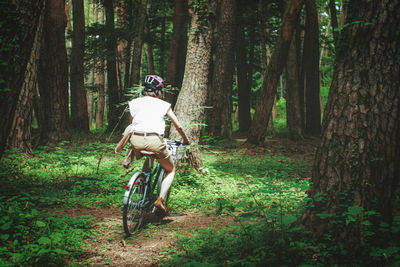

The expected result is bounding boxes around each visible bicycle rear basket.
[168,143,187,160]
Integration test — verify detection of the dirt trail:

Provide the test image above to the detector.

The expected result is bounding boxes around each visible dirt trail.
[73,208,233,266]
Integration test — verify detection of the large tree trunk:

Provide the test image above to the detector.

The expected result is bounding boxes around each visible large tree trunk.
[301,0,400,257]
[104,0,121,132]
[165,0,188,108]
[303,0,321,137]
[1,0,46,156]
[70,0,89,131]
[247,0,304,145]
[38,0,70,145]
[206,0,236,139]
[169,0,217,171]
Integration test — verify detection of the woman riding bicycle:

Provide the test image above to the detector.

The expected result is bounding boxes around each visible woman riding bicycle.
[126,74,189,213]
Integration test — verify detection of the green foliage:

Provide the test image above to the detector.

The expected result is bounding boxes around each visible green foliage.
[0,197,93,266]
[2,137,399,266]
[0,142,131,208]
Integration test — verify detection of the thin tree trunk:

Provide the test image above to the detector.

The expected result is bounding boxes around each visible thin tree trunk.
[165,0,188,107]
[86,0,94,129]
[104,0,121,132]
[116,0,127,92]
[259,0,275,137]
[247,0,305,145]
[169,0,217,171]
[146,43,155,74]
[159,16,166,77]
[70,0,89,131]
[235,10,251,132]
[129,0,147,88]
[94,2,106,129]
[328,0,339,47]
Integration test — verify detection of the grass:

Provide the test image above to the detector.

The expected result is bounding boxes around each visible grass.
[1,133,399,266]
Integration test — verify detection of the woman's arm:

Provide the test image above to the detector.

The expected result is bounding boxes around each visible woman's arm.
[166,108,190,145]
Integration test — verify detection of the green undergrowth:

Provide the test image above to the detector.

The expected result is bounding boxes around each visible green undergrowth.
[2,138,397,265]
[0,196,93,266]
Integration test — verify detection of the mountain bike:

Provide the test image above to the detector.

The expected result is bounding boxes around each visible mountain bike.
[122,139,187,236]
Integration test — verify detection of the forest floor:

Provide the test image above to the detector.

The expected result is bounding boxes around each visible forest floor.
[64,136,319,267]
[66,207,235,266]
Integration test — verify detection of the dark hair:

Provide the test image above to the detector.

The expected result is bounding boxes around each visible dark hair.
[142,88,161,97]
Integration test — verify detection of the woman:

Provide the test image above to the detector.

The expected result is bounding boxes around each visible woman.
[127,74,189,212]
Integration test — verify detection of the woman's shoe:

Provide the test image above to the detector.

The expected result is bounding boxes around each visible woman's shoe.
[154,197,167,212]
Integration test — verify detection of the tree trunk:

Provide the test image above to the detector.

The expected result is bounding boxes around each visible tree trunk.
[301,0,400,256]
[159,16,166,78]
[93,3,106,129]
[38,0,70,145]
[146,43,155,75]
[70,0,89,131]
[328,0,339,47]
[206,0,236,139]
[285,26,303,140]
[129,0,147,88]
[258,0,275,137]
[247,0,304,145]
[235,10,251,133]
[1,0,46,155]
[303,0,321,137]
[104,0,121,132]
[169,0,217,171]
[116,0,127,91]
[165,0,188,107]
[86,0,94,129]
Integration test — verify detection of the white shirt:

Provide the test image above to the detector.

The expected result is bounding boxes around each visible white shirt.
[128,96,171,135]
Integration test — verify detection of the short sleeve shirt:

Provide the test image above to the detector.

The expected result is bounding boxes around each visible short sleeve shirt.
[128,96,171,135]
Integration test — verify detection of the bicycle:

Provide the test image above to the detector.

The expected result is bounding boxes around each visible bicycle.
[122,139,187,236]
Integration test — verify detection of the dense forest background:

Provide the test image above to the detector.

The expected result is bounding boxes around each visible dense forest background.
[0,0,399,266]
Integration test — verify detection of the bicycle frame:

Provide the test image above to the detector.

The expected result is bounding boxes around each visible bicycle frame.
[123,156,165,211]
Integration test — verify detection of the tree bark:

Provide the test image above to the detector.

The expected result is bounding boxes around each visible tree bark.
[2,0,46,155]
[258,0,275,137]
[169,0,217,171]
[328,0,339,47]
[38,0,70,145]
[301,0,400,256]
[285,26,303,140]
[303,0,321,137]
[165,0,188,107]
[235,11,251,132]
[70,0,89,131]
[129,0,147,88]
[206,0,236,139]
[104,0,121,132]
[247,0,304,145]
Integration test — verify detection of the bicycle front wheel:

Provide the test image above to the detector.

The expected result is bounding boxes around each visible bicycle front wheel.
[123,174,145,235]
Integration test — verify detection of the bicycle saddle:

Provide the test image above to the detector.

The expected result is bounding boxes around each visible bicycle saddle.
[140,150,156,156]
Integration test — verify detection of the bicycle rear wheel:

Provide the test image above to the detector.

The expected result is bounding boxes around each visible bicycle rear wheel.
[123,173,146,235]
